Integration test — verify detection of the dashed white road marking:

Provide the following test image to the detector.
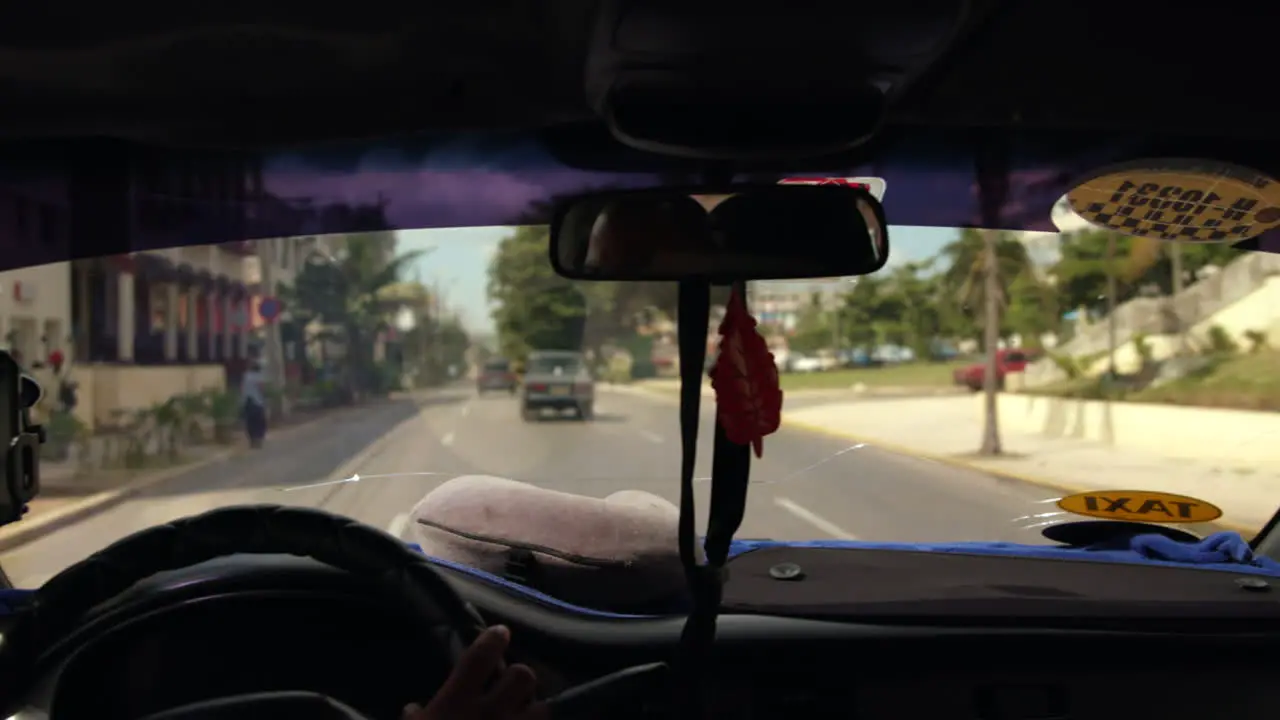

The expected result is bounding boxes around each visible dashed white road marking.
[461,404,471,417]
[774,497,858,540]
[387,513,410,539]
[638,430,664,444]
[441,431,456,447]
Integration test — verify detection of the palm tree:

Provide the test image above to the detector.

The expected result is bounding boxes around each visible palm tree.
[941,229,1034,456]
[979,230,1003,455]
[940,229,1035,344]
[283,232,425,400]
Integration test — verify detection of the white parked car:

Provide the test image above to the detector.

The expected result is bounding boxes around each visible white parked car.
[790,356,823,373]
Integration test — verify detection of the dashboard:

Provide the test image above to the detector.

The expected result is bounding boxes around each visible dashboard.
[9,554,1280,720]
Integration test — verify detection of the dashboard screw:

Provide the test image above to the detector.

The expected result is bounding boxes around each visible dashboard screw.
[1236,576,1271,591]
[769,562,804,581]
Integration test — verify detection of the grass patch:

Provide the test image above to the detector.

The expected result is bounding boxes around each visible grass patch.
[778,360,969,391]
[1132,349,1280,411]
[1026,349,1280,412]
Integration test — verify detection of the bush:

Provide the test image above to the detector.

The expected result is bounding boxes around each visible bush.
[41,411,88,462]
[1049,353,1082,380]
[1244,329,1268,353]
[207,391,241,444]
[630,360,658,380]
[1132,333,1154,364]
[371,362,403,394]
[1206,325,1238,354]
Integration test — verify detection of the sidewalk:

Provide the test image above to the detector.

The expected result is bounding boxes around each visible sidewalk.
[0,396,403,552]
[608,383,1279,535]
[785,396,1278,535]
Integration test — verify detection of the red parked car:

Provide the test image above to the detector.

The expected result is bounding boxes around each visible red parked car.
[953,349,1038,391]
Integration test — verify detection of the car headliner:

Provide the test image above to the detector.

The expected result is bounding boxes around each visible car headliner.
[2,125,1279,273]
[0,2,1272,146]
[3,1,1280,268]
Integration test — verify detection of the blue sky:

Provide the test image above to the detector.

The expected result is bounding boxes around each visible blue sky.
[398,224,963,334]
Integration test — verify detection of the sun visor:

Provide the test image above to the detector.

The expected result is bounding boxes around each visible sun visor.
[583,0,970,160]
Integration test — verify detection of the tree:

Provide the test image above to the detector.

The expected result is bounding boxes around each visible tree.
[879,263,945,359]
[1052,229,1152,317]
[979,229,1003,455]
[940,229,1034,350]
[488,226,596,360]
[380,280,471,385]
[1004,272,1060,350]
[400,313,470,383]
[939,228,1033,455]
[281,232,424,399]
[790,293,832,355]
[841,275,890,353]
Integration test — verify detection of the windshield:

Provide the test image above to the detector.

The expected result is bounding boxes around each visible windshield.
[1,132,1275,612]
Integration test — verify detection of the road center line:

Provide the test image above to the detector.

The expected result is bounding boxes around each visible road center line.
[639,430,663,444]
[441,431,456,447]
[773,497,858,540]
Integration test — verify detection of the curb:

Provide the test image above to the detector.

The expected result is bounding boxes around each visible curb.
[0,399,392,553]
[606,384,1260,540]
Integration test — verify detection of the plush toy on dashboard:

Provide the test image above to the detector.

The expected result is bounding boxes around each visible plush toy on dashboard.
[407,474,701,614]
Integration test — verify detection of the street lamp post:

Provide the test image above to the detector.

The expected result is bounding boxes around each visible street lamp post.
[256,239,288,419]
[430,277,457,379]
[394,306,417,386]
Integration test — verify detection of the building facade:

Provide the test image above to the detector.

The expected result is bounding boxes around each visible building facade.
[746,278,848,334]
[244,235,335,385]
[0,182,74,370]
[1,147,393,426]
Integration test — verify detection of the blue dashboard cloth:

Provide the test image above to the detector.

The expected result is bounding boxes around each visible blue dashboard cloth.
[1,534,1276,619]
[1129,531,1275,567]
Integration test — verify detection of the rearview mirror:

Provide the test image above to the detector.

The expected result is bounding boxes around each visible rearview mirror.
[550,185,889,282]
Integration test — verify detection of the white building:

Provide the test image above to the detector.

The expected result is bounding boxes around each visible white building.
[747,279,848,333]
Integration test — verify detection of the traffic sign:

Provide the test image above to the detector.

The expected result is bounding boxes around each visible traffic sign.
[259,296,284,323]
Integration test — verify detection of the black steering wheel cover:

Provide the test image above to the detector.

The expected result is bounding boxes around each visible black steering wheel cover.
[0,505,485,713]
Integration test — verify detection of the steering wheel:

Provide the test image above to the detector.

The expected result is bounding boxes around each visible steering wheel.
[0,505,488,720]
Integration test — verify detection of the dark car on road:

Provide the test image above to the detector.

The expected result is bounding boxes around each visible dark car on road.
[477,358,518,394]
[520,350,595,421]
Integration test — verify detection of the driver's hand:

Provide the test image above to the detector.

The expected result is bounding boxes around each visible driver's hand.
[405,625,548,720]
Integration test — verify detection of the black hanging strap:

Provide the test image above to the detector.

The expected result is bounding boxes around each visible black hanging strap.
[704,282,752,566]
[671,280,753,720]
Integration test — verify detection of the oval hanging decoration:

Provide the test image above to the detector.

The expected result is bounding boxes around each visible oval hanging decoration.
[1065,159,1280,243]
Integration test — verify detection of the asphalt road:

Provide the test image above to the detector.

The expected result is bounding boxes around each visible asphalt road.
[0,386,1061,588]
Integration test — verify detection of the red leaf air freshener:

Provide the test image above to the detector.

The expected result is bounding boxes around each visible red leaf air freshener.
[709,288,783,457]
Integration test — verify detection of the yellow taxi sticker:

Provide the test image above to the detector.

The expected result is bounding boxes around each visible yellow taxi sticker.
[1066,159,1280,243]
[1056,490,1223,524]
